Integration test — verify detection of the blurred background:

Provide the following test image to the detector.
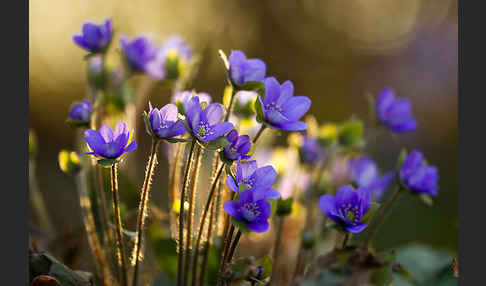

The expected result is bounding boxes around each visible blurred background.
[29,0,457,281]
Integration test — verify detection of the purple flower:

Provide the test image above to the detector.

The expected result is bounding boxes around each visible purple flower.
[399,150,439,196]
[224,189,272,233]
[82,120,137,159]
[376,87,417,133]
[223,130,251,161]
[69,100,92,123]
[228,50,266,86]
[185,96,233,143]
[145,35,193,80]
[120,36,157,73]
[318,185,371,233]
[299,135,322,165]
[226,158,280,200]
[73,19,113,53]
[258,77,311,131]
[348,156,393,200]
[172,90,212,114]
[148,102,187,139]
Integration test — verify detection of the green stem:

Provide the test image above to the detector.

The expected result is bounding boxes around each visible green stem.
[183,145,203,286]
[225,230,242,264]
[190,163,225,286]
[132,139,160,286]
[363,186,403,247]
[341,232,350,249]
[217,224,235,286]
[252,124,266,144]
[197,196,217,286]
[224,86,237,122]
[269,217,285,286]
[110,163,128,286]
[177,140,197,286]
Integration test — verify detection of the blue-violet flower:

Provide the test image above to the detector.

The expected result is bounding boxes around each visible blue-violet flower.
[226,158,280,200]
[224,189,272,233]
[73,18,113,53]
[348,156,393,200]
[318,185,371,233]
[69,100,93,123]
[299,135,322,166]
[399,150,439,196]
[185,96,233,143]
[258,77,311,131]
[82,120,137,159]
[222,129,252,161]
[120,36,157,73]
[228,50,266,86]
[376,87,417,133]
[148,102,187,139]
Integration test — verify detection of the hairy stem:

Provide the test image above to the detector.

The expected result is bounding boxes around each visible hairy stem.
[342,232,350,249]
[226,230,242,264]
[183,145,203,286]
[197,190,218,286]
[76,169,114,285]
[177,140,197,286]
[224,86,236,122]
[269,216,285,286]
[252,124,267,144]
[110,163,128,286]
[363,186,403,247]
[131,139,160,286]
[190,163,225,285]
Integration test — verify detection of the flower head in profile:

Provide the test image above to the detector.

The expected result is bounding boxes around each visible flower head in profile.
[68,100,92,124]
[299,135,323,166]
[226,158,280,200]
[73,18,113,53]
[185,97,233,143]
[224,189,272,233]
[120,36,157,73]
[147,102,187,139]
[318,185,371,233]
[258,77,311,131]
[228,50,266,86]
[399,150,439,196]
[348,156,393,200]
[172,90,212,114]
[376,87,417,133]
[222,130,252,161]
[82,120,137,159]
[145,35,193,80]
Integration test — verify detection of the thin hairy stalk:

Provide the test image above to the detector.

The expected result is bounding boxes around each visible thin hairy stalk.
[292,245,305,282]
[131,139,160,286]
[96,166,111,245]
[177,140,197,286]
[217,224,235,286]
[197,191,218,286]
[76,169,114,285]
[252,124,267,144]
[224,86,236,121]
[342,232,350,249]
[363,186,403,248]
[269,217,285,285]
[190,163,225,285]
[183,146,203,286]
[225,230,242,264]
[29,160,53,234]
[110,163,128,286]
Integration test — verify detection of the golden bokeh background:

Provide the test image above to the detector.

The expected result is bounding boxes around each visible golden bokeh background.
[29,0,457,274]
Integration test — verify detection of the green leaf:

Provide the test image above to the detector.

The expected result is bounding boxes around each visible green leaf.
[142,111,155,137]
[97,158,118,167]
[254,96,265,123]
[361,202,380,223]
[231,218,250,233]
[238,184,251,192]
[269,199,278,217]
[165,138,191,144]
[205,136,231,150]
[257,256,272,279]
[276,197,294,216]
[338,120,364,148]
[238,81,265,91]
[419,194,434,207]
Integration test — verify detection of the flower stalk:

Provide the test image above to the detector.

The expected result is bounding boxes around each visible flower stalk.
[177,140,197,286]
[132,139,160,286]
[269,216,285,285]
[110,163,128,286]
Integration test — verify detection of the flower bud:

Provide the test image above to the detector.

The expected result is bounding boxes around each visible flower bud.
[276,197,293,216]
[58,150,81,175]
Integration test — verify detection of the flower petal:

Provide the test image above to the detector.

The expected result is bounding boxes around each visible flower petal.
[252,166,277,188]
[84,130,105,154]
[263,77,281,105]
[376,87,395,119]
[345,223,367,233]
[274,121,307,131]
[247,220,269,233]
[244,59,266,82]
[226,129,238,143]
[276,80,294,106]
[204,104,223,126]
[223,201,242,220]
[114,120,128,139]
[335,185,359,210]
[73,35,89,50]
[356,187,371,215]
[99,125,114,143]
[318,195,337,217]
[281,96,311,121]
[240,160,258,181]
[205,122,233,142]
[160,103,179,122]
[123,141,138,154]
[226,176,239,193]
